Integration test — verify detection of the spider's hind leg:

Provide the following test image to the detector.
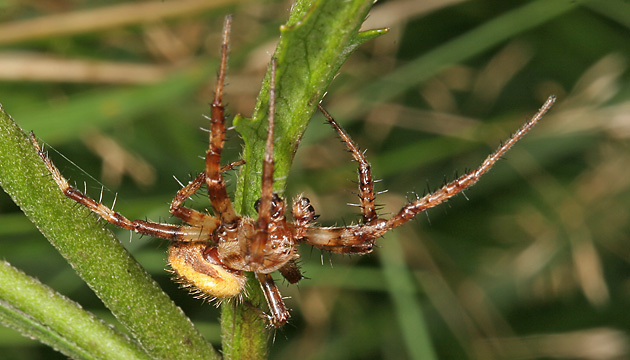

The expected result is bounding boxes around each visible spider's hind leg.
[30,132,213,241]
[256,273,290,327]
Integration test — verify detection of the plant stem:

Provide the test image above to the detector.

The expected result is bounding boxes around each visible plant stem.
[222,0,387,357]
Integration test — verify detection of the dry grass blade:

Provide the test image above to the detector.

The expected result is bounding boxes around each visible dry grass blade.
[0,53,165,84]
[0,0,237,45]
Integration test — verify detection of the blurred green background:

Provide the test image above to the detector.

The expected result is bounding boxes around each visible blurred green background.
[0,0,629,359]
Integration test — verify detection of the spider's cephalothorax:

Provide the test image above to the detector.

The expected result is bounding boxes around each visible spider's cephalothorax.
[31,16,555,327]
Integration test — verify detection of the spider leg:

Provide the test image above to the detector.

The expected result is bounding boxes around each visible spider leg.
[318,105,378,224]
[277,195,317,283]
[220,159,246,173]
[171,160,245,230]
[256,273,290,327]
[249,59,296,325]
[302,225,379,254]
[31,132,213,241]
[291,195,317,241]
[171,172,219,230]
[206,15,238,225]
[383,95,555,231]
[302,96,556,253]
[251,58,278,266]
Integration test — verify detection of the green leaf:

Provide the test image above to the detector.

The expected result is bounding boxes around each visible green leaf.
[233,0,388,214]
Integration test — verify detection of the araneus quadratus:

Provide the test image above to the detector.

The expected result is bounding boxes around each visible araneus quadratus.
[30,16,555,327]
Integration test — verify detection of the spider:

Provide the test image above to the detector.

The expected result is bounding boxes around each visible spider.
[30,16,555,328]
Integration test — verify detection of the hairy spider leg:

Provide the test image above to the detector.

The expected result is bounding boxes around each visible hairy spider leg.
[318,105,377,225]
[169,160,245,232]
[291,196,317,239]
[206,15,238,225]
[256,273,289,328]
[30,132,216,242]
[303,96,556,253]
[252,57,278,266]
[383,95,556,229]
[252,58,293,327]
[277,196,318,284]
[170,172,219,230]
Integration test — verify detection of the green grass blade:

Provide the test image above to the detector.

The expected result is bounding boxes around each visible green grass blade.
[351,0,594,116]
[0,105,219,359]
[379,233,438,360]
[0,260,150,360]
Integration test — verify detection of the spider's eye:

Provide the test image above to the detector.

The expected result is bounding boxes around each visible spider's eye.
[254,194,285,217]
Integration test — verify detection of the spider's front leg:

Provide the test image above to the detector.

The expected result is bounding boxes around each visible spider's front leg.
[382,96,556,230]
[277,196,318,284]
[246,59,295,327]
[304,97,556,253]
[205,15,239,225]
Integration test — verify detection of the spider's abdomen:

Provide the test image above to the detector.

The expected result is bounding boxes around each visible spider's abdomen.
[168,242,246,298]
